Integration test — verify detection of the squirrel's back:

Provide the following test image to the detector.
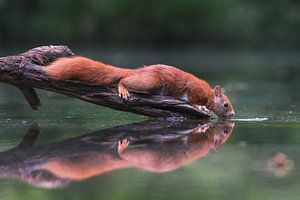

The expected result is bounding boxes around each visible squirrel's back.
[45,56,213,100]
[45,56,133,85]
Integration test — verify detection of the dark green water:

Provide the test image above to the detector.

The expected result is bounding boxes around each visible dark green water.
[0,49,299,200]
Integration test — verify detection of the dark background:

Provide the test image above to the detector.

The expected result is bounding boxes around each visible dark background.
[0,0,300,49]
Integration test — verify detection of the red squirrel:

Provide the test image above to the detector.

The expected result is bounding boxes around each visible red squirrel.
[44,56,235,117]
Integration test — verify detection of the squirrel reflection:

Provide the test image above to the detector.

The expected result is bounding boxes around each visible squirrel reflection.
[115,121,233,173]
[0,120,234,188]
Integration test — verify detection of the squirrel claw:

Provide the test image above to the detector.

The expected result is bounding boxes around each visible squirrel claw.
[118,138,130,154]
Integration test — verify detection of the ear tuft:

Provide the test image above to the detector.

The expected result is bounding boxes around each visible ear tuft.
[214,85,222,97]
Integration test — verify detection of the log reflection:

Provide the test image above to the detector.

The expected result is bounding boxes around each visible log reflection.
[0,120,234,188]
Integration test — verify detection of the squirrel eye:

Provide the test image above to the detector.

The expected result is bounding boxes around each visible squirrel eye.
[224,130,228,135]
[224,103,228,107]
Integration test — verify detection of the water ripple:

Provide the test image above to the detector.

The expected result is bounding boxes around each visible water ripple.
[232,117,269,122]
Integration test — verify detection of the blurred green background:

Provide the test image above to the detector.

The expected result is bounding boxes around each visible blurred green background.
[0,0,300,48]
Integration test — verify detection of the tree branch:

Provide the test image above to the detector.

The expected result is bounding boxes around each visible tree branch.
[0,45,211,118]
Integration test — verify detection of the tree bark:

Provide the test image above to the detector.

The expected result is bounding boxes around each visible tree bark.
[0,45,211,119]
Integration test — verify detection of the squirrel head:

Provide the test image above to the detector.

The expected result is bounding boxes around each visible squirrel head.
[212,85,235,118]
[187,120,235,151]
[211,120,235,151]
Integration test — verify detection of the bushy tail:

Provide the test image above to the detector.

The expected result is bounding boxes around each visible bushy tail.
[44,56,112,83]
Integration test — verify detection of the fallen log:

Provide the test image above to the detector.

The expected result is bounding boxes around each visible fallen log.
[0,45,211,118]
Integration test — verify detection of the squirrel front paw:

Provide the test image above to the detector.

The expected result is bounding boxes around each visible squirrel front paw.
[195,124,210,133]
[194,105,210,113]
[118,84,130,100]
[118,138,130,155]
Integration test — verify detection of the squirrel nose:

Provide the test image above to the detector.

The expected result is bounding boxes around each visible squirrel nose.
[225,110,235,117]
[231,110,235,116]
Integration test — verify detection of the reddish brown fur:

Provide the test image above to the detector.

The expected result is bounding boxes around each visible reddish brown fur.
[44,56,134,85]
[44,56,234,117]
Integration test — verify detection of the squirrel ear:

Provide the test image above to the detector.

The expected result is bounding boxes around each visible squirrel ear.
[214,85,222,97]
[213,134,222,152]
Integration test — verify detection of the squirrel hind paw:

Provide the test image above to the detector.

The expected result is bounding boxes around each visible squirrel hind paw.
[118,85,130,100]
[118,138,130,154]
